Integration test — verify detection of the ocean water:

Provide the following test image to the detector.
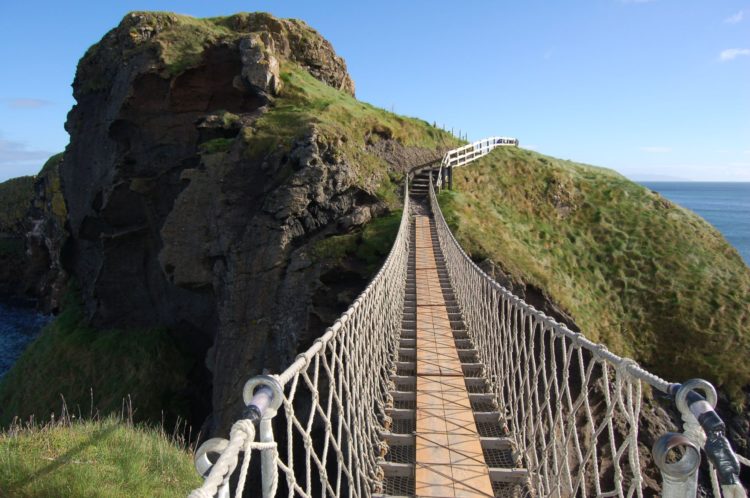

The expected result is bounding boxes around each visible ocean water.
[0,301,51,377]
[641,182,750,265]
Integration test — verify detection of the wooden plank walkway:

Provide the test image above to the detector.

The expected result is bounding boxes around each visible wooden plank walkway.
[413,216,494,498]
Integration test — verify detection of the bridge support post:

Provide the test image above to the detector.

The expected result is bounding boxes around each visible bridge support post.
[652,433,700,498]
[448,166,453,190]
[243,375,285,498]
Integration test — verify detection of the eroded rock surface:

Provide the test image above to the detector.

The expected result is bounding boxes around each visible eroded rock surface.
[51,11,442,434]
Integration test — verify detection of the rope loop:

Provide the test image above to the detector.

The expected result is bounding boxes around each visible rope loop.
[615,358,639,379]
[230,419,256,442]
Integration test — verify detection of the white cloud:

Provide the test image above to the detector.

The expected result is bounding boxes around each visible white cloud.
[4,98,53,109]
[725,10,745,24]
[640,146,672,153]
[0,137,54,166]
[719,48,750,61]
[622,163,750,181]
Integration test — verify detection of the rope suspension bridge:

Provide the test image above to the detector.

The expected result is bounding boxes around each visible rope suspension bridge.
[189,138,748,498]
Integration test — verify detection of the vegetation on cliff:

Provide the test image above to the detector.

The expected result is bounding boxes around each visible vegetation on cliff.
[0,417,199,497]
[0,176,34,235]
[0,290,195,428]
[240,63,456,205]
[439,146,750,400]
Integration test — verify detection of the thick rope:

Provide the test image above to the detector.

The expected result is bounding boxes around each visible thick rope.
[189,420,256,498]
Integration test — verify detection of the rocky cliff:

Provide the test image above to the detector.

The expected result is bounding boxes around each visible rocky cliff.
[0,176,35,298]
[19,12,456,434]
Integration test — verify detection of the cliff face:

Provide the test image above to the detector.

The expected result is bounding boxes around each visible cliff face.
[0,176,35,298]
[56,12,455,433]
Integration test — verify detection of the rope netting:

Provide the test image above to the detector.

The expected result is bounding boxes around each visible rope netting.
[190,180,411,498]
[428,176,747,497]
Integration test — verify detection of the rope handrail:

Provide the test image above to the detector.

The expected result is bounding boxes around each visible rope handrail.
[190,177,412,498]
[428,180,673,394]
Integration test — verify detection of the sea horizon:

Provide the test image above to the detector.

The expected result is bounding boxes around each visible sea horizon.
[641,181,750,265]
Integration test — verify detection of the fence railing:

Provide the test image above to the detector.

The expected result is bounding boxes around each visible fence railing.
[436,136,518,189]
[189,178,411,498]
[428,169,747,497]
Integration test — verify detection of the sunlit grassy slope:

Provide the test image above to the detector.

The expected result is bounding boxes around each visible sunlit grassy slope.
[439,146,750,400]
[239,62,459,206]
[0,417,200,498]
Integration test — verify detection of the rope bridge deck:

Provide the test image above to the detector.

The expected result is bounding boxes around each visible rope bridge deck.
[189,138,748,498]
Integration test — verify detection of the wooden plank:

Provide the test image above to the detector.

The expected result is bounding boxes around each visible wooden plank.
[412,217,494,497]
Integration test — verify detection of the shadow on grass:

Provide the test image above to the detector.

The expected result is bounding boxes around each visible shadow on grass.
[3,423,118,496]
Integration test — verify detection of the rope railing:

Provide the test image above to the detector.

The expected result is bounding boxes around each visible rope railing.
[190,178,411,498]
[428,166,747,497]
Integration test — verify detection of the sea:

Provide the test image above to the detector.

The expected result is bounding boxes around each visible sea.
[0,300,51,377]
[0,182,748,376]
[641,182,750,265]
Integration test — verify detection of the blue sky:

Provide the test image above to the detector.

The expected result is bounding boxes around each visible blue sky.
[0,0,748,182]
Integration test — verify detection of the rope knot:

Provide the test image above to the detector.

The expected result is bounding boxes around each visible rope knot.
[294,352,311,368]
[571,333,585,346]
[230,419,256,443]
[615,358,639,378]
[593,343,609,359]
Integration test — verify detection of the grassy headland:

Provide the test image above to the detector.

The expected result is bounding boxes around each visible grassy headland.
[439,146,750,401]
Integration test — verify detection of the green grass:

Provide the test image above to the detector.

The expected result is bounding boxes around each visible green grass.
[0,176,35,233]
[242,63,459,206]
[0,417,200,497]
[313,210,402,272]
[0,291,195,428]
[199,137,234,154]
[439,146,750,402]
[38,153,63,177]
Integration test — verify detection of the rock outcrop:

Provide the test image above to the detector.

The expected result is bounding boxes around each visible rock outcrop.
[0,176,35,298]
[49,11,453,434]
[24,154,69,312]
